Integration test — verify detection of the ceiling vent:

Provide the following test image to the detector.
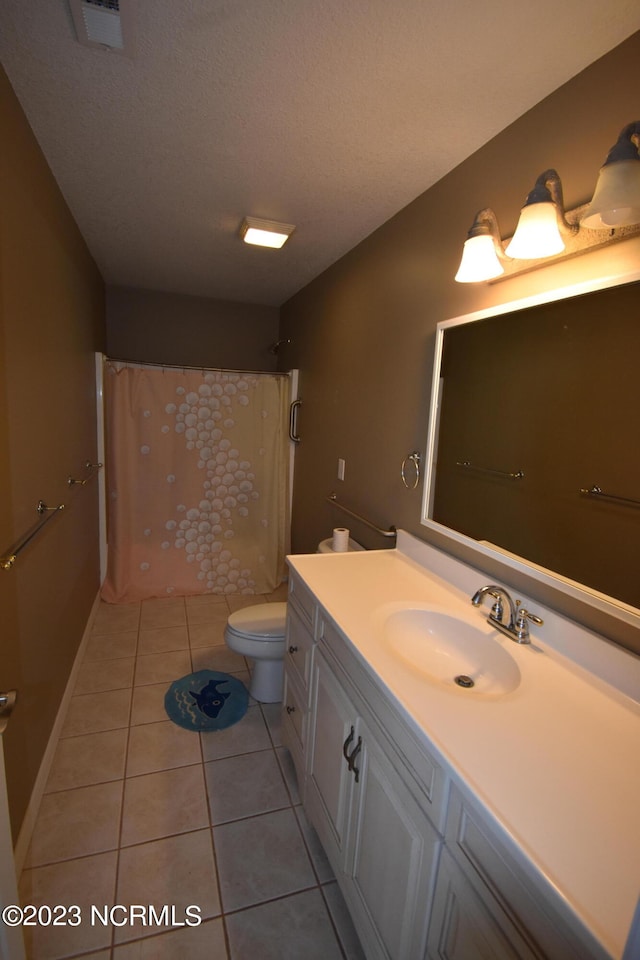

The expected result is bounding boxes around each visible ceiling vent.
[69,0,133,54]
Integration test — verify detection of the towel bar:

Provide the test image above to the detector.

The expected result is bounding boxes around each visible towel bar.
[1,502,65,570]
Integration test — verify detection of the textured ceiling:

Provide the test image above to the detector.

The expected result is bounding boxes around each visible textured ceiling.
[1,1,639,306]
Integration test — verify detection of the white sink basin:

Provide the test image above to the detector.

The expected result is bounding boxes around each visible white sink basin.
[380,607,521,697]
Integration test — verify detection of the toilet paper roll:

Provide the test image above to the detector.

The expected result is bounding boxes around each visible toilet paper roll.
[332,527,350,553]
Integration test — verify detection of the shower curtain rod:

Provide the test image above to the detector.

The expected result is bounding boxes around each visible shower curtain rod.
[105,356,290,378]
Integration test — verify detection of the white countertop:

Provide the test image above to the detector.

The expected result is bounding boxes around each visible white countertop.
[288,534,640,960]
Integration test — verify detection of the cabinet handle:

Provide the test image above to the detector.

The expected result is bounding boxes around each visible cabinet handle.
[342,726,355,763]
[286,705,295,715]
[288,645,298,655]
[348,737,363,783]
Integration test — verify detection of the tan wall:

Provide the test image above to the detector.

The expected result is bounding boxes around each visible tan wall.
[279,33,640,645]
[0,65,105,841]
[106,286,279,371]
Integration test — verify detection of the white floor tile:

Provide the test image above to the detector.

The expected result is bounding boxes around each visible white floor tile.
[19,591,366,960]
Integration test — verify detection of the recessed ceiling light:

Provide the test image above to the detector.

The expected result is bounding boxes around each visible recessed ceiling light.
[239,217,295,249]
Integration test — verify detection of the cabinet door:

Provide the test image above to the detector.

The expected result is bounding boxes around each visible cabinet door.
[346,719,441,960]
[427,850,539,960]
[306,649,358,870]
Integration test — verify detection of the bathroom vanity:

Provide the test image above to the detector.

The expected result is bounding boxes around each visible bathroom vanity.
[281,532,640,960]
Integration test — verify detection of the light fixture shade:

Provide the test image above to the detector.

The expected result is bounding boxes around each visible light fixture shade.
[240,217,295,248]
[504,202,566,259]
[455,234,504,282]
[581,159,640,229]
[581,122,640,229]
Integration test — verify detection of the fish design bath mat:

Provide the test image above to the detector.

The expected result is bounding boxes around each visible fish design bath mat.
[165,670,248,732]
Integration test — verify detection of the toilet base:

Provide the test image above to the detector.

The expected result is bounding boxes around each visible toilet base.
[248,657,284,703]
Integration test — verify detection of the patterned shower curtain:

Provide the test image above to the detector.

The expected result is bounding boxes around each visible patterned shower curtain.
[101,361,290,603]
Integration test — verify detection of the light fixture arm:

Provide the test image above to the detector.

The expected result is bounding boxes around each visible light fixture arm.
[466,207,504,251]
[524,169,578,236]
[600,121,640,166]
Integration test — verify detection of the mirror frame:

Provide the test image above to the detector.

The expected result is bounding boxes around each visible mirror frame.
[421,265,640,642]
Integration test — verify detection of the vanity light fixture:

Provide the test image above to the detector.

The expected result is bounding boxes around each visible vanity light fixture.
[454,209,505,283]
[239,217,295,249]
[581,121,640,228]
[454,121,640,283]
[504,169,577,260]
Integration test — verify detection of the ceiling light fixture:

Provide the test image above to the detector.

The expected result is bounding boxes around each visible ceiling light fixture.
[455,121,640,283]
[239,217,295,249]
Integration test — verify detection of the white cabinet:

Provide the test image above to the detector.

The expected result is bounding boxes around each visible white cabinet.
[306,644,442,960]
[283,572,605,960]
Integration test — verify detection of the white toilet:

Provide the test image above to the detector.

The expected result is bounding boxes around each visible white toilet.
[224,602,288,703]
[224,535,363,702]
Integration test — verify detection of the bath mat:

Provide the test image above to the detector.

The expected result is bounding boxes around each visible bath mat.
[164,670,249,732]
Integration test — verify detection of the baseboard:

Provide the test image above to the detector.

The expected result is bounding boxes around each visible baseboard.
[14,589,103,874]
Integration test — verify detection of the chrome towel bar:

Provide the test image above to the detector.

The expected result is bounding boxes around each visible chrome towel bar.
[327,493,396,539]
[68,461,103,486]
[456,460,524,480]
[1,502,65,570]
[580,484,640,508]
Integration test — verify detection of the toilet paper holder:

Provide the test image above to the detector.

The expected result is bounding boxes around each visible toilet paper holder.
[327,493,397,539]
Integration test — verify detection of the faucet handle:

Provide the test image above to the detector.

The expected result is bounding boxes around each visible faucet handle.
[514,607,544,642]
[485,589,504,620]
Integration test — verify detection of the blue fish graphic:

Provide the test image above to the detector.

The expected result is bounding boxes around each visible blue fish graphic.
[190,679,230,718]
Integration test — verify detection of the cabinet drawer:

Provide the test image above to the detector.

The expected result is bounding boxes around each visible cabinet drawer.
[287,570,317,630]
[446,785,595,960]
[285,602,315,691]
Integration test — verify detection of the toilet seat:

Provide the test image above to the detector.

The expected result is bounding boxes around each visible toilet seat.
[226,602,287,640]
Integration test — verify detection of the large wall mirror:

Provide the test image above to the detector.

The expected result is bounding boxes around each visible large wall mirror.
[421,267,640,643]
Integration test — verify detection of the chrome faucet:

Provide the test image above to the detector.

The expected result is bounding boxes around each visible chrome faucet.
[471,584,543,644]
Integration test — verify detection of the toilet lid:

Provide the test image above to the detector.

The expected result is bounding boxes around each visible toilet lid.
[227,602,287,639]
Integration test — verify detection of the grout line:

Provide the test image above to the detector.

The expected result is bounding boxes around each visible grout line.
[221,882,323,918]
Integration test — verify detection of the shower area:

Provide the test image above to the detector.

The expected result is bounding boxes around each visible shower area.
[98,358,296,604]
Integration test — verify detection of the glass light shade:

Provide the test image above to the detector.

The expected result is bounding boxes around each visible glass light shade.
[581,159,640,229]
[454,234,504,283]
[504,202,565,259]
[242,226,289,248]
[240,217,295,248]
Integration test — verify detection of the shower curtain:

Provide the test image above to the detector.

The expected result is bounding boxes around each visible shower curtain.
[101,361,290,603]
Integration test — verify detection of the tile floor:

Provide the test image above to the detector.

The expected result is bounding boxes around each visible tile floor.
[19,590,366,960]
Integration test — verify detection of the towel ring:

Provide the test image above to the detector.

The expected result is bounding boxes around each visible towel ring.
[401,451,421,490]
